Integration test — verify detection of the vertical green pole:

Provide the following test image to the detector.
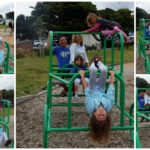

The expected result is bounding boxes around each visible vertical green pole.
[115,78,118,105]
[120,77,125,126]
[4,42,10,73]
[67,83,72,128]
[119,32,124,74]
[111,36,115,69]
[136,88,141,148]
[104,37,107,65]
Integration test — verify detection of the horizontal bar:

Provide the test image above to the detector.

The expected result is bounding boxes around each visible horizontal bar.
[53,31,101,35]
[52,94,85,97]
[49,73,69,85]
[137,112,150,120]
[51,103,84,107]
[47,126,134,132]
[124,111,134,122]
[138,126,150,129]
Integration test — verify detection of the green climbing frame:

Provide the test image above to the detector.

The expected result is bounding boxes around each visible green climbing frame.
[43,31,134,148]
[0,100,11,148]
[138,19,150,73]
[3,42,14,74]
[136,88,150,148]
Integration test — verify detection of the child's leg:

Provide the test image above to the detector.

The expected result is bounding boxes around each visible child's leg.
[88,63,97,90]
[113,26,129,41]
[74,78,81,95]
[96,61,107,89]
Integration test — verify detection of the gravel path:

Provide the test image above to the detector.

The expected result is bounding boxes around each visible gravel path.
[16,63,134,148]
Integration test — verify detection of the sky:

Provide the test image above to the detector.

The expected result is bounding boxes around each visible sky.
[16,1,134,17]
[0,76,14,90]
[136,2,150,13]
[0,0,14,17]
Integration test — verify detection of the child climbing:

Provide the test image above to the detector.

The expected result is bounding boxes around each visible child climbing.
[79,57,115,142]
[0,37,4,74]
[85,12,130,42]
[71,55,89,98]
[0,125,12,148]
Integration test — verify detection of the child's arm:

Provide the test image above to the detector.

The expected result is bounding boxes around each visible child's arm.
[84,23,100,32]
[109,71,115,85]
[79,70,88,89]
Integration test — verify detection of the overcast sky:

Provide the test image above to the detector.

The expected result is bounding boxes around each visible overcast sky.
[136,2,150,13]
[16,1,134,17]
[0,0,14,17]
[0,76,14,90]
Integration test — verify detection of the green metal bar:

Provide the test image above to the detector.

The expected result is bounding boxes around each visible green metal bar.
[48,126,134,133]
[49,73,69,85]
[51,103,84,107]
[111,35,115,69]
[137,112,150,120]
[103,37,106,65]
[54,31,101,35]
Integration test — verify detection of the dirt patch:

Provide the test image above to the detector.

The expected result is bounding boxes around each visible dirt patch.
[16,63,134,148]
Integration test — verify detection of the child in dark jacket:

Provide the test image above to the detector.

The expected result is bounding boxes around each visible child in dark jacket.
[71,55,89,98]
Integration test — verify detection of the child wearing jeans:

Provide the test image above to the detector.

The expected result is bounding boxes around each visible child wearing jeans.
[79,57,115,142]
[71,55,89,98]
[85,12,130,42]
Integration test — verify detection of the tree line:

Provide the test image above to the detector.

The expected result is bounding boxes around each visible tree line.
[16,2,134,41]
[136,77,150,88]
[136,7,150,29]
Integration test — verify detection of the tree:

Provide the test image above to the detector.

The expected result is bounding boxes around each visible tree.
[136,77,149,88]
[6,11,14,19]
[136,7,149,29]
[0,14,3,18]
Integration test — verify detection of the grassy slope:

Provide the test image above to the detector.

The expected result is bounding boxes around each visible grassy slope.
[17,47,134,97]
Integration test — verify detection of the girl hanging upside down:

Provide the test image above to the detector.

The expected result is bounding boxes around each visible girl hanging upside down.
[85,12,130,42]
[79,57,115,142]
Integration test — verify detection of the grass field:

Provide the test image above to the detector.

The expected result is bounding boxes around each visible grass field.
[17,46,134,97]
[0,24,7,29]
[0,108,14,116]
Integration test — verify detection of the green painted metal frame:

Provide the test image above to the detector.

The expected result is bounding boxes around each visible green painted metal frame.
[3,42,14,74]
[136,88,150,148]
[0,100,11,148]
[138,19,150,74]
[43,31,134,148]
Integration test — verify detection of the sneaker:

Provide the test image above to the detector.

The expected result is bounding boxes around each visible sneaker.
[5,139,12,147]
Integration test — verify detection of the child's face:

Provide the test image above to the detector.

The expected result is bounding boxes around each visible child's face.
[75,59,82,65]
[94,106,107,121]
[90,16,97,26]
[59,37,67,48]
[140,92,145,97]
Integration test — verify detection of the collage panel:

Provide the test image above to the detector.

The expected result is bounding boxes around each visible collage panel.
[136,75,150,148]
[16,1,134,148]
[0,75,14,148]
[0,1,14,75]
[136,2,150,74]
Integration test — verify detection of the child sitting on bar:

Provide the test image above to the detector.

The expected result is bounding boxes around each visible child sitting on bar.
[71,55,89,99]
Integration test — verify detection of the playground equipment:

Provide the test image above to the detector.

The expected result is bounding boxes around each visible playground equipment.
[3,42,14,74]
[136,88,150,148]
[43,31,134,148]
[138,19,150,73]
[0,99,12,148]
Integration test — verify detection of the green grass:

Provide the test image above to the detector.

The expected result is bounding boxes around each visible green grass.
[0,108,14,116]
[17,46,134,97]
[0,24,7,29]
